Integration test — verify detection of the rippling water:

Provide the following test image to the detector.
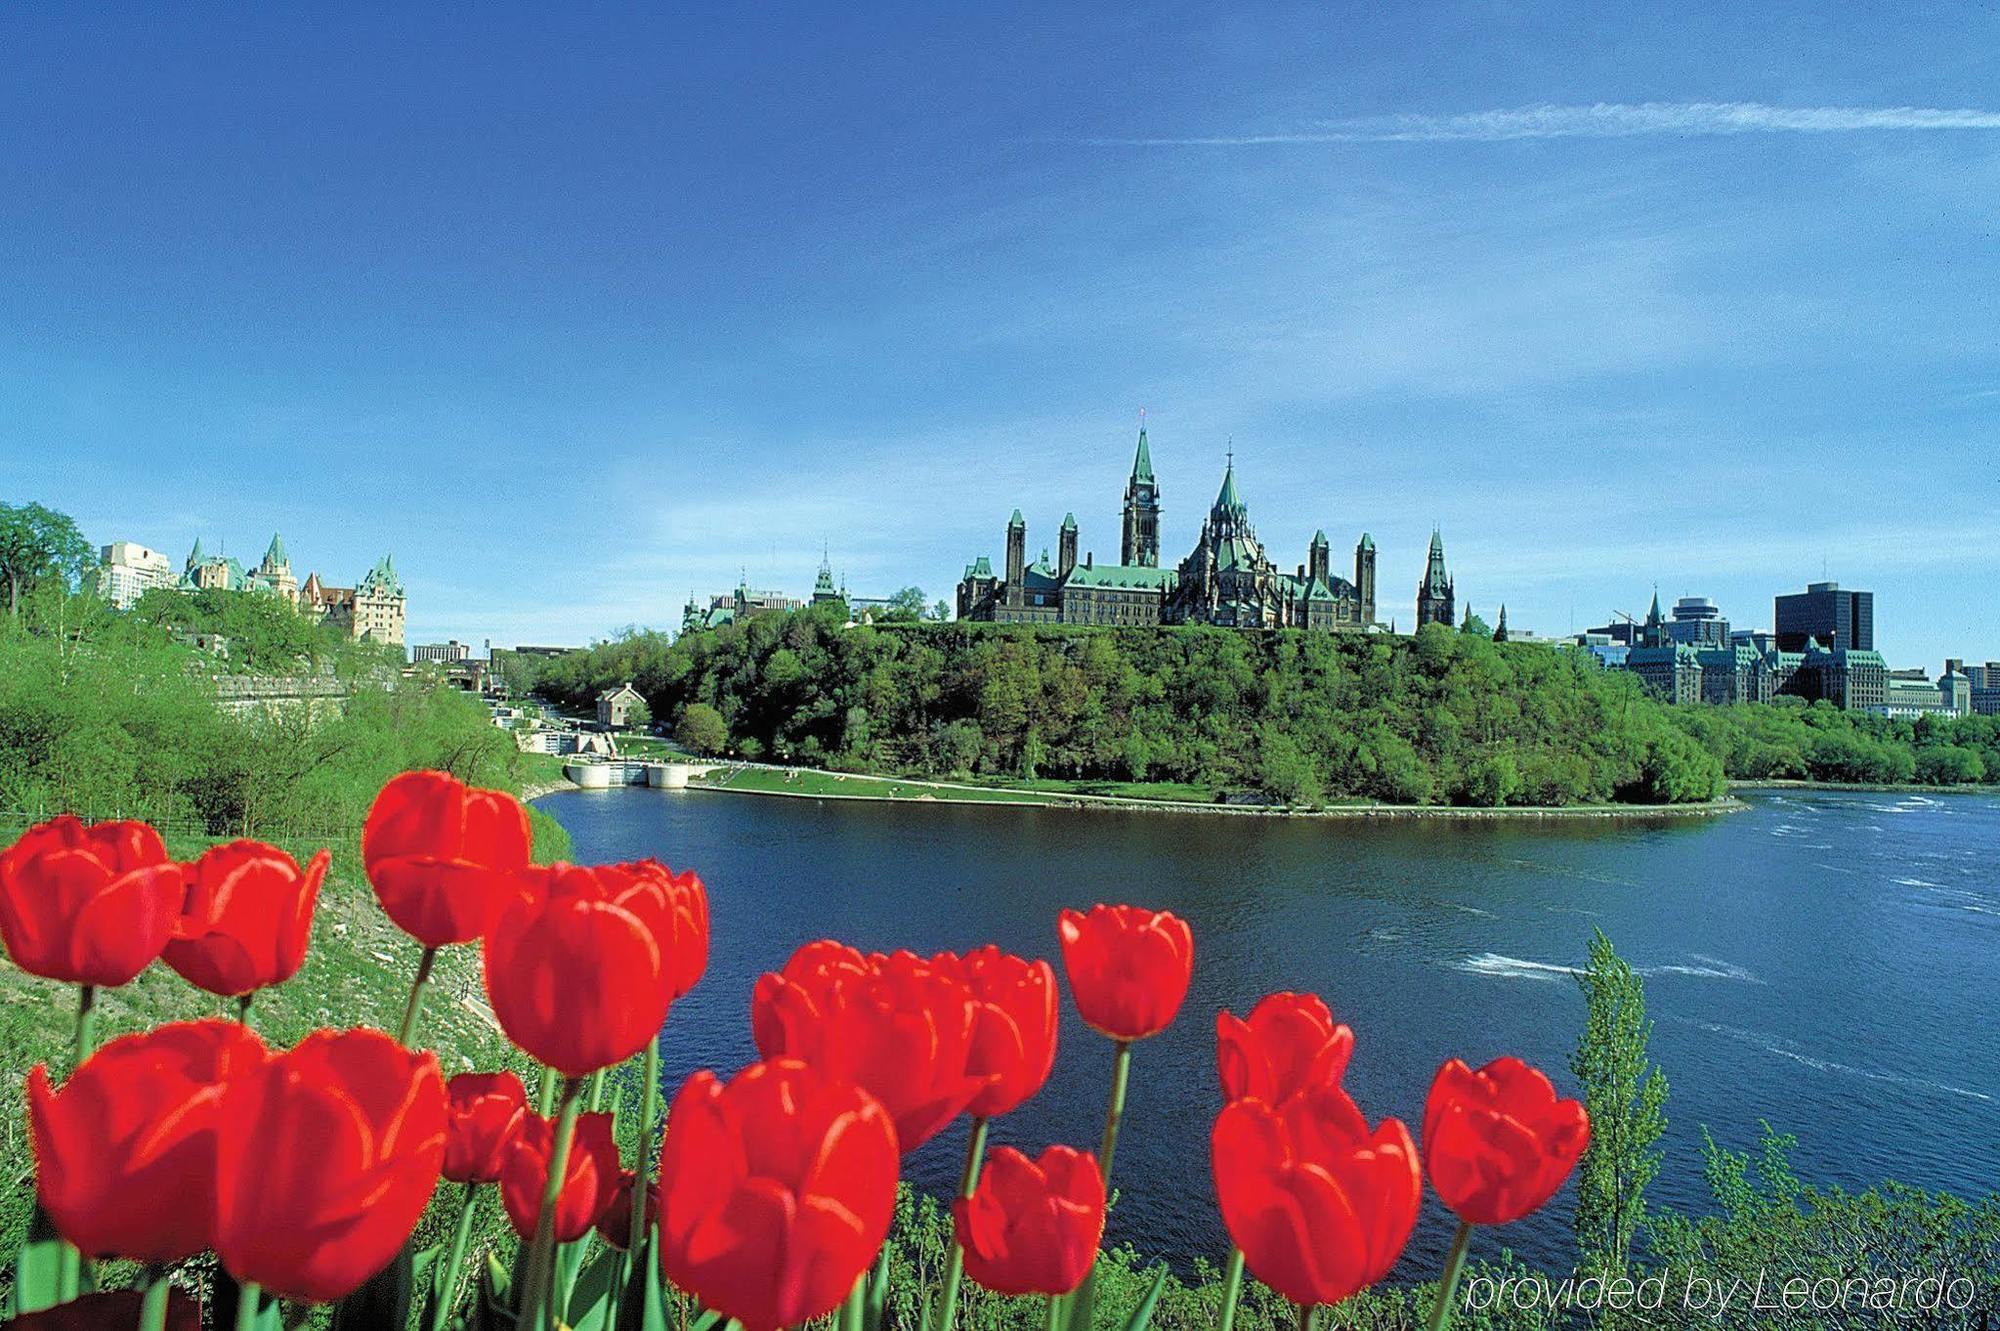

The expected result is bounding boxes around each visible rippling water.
[537,785,2000,1278]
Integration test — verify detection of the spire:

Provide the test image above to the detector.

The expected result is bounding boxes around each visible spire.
[1494,605,1509,643]
[1213,451,1244,518]
[1008,508,1025,528]
[1130,422,1155,485]
[1646,586,1663,625]
[186,537,204,570]
[263,532,288,570]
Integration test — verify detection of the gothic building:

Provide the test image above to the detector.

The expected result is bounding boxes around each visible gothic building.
[956,427,1379,632]
[1415,529,1455,628]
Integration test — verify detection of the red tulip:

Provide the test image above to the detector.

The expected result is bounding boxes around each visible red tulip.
[8,1290,202,1330]
[500,1110,620,1242]
[362,770,532,947]
[28,1020,267,1261]
[1211,1083,1421,1308]
[1423,1056,1590,1227]
[162,840,328,996]
[443,1070,529,1184]
[484,861,703,1076]
[933,946,1059,1119]
[660,1059,898,1331]
[595,1168,660,1251]
[214,1028,447,1303]
[1056,905,1193,1042]
[752,942,992,1152]
[1216,992,1355,1105]
[0,815,183,986]
[951,1145,1105,1296]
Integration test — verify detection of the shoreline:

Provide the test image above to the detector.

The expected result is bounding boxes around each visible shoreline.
[531,762,1746,820]
[1728,778,1996,796]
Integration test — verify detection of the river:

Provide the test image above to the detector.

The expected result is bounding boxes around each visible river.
[536,784,2000,1279]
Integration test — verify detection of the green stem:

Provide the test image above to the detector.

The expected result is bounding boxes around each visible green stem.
[56,985,98,1300]
[614,1037,663,1309]
[1096,1041,1132,1183]
[396,945,438,1046]
[935,1116,990,1331]
[236,993,254,1026]
[1297,1302,1320,1331]
[1424,1220,1475,1331]
[1070,1041,1134,1331]
[137,1268,172,1331]
[234,1280,264,1331]
[837,1271,864,1331]
[536,1063,557,1115]
[428,1183,480,1331]
[1217,1247,1246,1331]
[72,984,97,1070]
[516,1078,584,1331]
[587,1067,606,1112]
[1044,1293,1064,1331]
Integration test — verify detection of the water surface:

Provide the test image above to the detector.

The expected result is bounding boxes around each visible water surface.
[538,786,2000,1277]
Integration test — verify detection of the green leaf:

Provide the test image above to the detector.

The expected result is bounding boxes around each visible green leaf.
[12,1204,67,1313]
[862,1245,890,1331]
[476,1252,520,1331]
[565,1245,623,1331]
[1120,1266,1169,1331]
[331,1242,415,1330]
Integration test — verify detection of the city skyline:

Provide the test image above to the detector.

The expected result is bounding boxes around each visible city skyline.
[4,6,1998,661]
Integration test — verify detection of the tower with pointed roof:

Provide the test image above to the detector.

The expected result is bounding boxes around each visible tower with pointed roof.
[1354,533,1377,627]
[1058,513,1079,579]
[256,532,297,601]
[1307,530,1331,587]
[1493,605,1509,643]
[352,554,407,647]
[812,545,840,605]
[1120,425,1161,568]
[1004,509,1027,609]
[1416,528,1455,628]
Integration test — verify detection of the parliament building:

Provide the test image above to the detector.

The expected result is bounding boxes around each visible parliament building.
[956,427,1381,633]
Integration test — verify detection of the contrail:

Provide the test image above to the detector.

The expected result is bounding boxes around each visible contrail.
[1084,101,2000,146]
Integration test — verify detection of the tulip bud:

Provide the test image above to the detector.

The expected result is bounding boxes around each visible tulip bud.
[362,770,532,947]
[164,840,328,997]
[1057,904,1194,1042]
[952,1145,1104,1296]
[1423,1056,1589,1227]
[0,815,183,987]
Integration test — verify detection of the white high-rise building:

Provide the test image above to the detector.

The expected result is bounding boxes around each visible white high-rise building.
[98,542,174,609]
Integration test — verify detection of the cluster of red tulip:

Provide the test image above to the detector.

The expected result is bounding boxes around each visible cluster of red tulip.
[0,770,1591,1331]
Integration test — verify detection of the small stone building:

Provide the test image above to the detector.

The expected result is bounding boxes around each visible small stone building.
[596,682,645,729]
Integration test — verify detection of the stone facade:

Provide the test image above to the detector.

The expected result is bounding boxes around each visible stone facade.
[1415,530,1454,628]
[956,429,1379,633]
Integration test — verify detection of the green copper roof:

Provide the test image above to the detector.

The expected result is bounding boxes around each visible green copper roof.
[187,537,204,567]
[1131,426,1154,484]
[1063,563,1177,590]
[1061,512,1077,530]
[264,532,288,569]
[1008,509,1025,527]
[1214,460,1243,515]
[1312,529,1328,546]
[359,554,404,598]
[963,555,994,580]
[1359,533,1374,550]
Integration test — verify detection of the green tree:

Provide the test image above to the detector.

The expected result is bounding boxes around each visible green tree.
[1571,929,1669,1277]
[676,701,730,754]
[0,501,92,616]
[624,696,653,732]
[931,599,951,622]
[880,586,928,623]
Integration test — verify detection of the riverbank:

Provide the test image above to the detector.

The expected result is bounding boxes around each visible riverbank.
[588,761,1747,819]
[1729,778,1996,795]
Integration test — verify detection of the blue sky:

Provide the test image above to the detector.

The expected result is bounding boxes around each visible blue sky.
[3,5,1997,663]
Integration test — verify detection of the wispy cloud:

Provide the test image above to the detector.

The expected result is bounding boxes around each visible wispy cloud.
[1087,101,2000,146]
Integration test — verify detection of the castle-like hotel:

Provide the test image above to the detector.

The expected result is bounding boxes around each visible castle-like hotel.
[98,533,407,646]
[956,427,1456,633]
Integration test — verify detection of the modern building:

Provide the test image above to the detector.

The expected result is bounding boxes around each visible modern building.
[412,640,473,664]
[1775,581,1873,653]
[97,542,174,609]
[1663,596,1731,647]
[956,428,1380,633]
[1964,662,2000,716]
